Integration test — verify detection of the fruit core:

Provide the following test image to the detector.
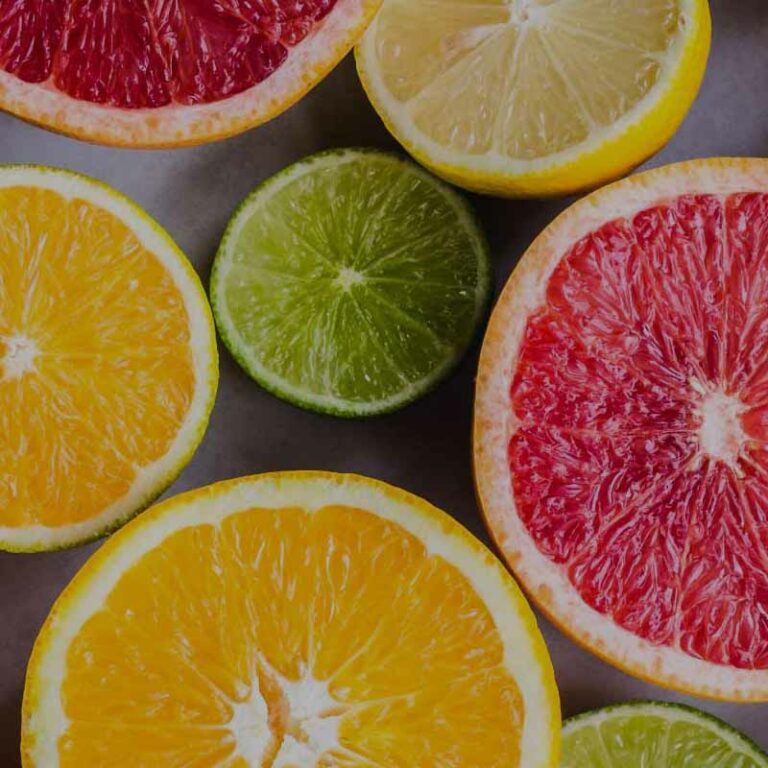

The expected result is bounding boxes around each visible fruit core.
[695,386,747,468]
[0,333,39,381]
[511,1,541,26]
[232,665,343,765]
[335,267,365,291]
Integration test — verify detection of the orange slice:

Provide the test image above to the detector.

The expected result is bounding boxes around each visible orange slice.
[0,166,217,551]
[475,158,768,700]
[0,1,382,147]
[22,472,559,767]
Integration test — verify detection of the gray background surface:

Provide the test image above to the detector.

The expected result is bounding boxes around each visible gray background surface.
[1,1,767,762]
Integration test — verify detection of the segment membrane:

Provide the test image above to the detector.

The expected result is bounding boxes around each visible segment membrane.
[723,193,768,395]
[509,192,768,668]
[542,0,680,125]
[678,467,768,669]
[373,0,510,103]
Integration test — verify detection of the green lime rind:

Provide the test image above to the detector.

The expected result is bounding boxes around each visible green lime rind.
[562,701,768,768]
[210,148,491,418]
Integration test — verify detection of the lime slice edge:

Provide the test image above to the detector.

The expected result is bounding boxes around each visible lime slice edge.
[211,148,491,417]
[563,701,768,768]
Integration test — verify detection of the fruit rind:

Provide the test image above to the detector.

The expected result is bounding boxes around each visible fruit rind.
[21,470,560,768]
[211,148,491,418]
[355,0,711,198]
[474,157,768,701]
[0,0,382,148]
[0,165,218,552]
[563,701,768,766]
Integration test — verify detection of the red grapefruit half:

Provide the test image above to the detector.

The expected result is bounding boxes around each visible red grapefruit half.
[475,158,768,701]
[0,0,381,147]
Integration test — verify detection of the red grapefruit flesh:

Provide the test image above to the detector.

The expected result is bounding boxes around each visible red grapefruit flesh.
[475,159,768,701]
[0,0,381,146]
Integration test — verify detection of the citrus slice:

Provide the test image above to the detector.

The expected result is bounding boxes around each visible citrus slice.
[22,471,559,767]
[562,702,768,767]
[0,0,381,147]
[210,149,490,417]
[0,166,217,552]
[475,158,768,701]
[355,0,711,197]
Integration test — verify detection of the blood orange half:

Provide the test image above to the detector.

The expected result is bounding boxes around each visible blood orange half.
[0,0,381,147]
[475,158,768,701]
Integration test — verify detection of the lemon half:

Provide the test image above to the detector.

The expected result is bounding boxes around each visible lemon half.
[356,0,711,197]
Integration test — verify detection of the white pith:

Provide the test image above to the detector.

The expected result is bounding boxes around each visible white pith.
[0,333,39,381]
[230,666,343,764]
[0,0,380,147]
[475,159,768,701]
[695,387,748,469]
[230,684,273,764]
[23,473,558,767]
[357,0,698,178]
[0,166,217,551]
[335,266,365,291]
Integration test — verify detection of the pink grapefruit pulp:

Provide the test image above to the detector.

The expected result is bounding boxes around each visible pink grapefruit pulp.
[0,0,381,146]
[475,159,768,701]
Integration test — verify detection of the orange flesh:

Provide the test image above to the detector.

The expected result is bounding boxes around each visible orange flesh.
[60,505,523,766]
[0,186,195,530]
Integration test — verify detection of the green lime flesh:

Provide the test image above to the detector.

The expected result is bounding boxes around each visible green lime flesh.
[562,702,768,768]
[211,149,490,417]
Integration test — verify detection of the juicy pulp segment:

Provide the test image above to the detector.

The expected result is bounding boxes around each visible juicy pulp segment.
[371,0,682,158]
[60,504,524,766]
[509,192,768,669]
[0,185,195,530]
[0,0,338,107]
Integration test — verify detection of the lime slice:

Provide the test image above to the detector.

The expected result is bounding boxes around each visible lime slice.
[562,702,768,768]
[210,149,490,417]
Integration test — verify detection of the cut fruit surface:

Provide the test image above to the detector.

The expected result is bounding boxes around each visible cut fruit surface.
[22,472,559,767]
[475,158,768,700]
[0,0,381,147]
[0,166,217,551]
[356,0,711,197]
[211,149,490,417]
[562,702,768,768]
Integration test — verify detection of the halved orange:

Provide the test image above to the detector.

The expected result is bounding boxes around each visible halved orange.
[0,166,217,551]
[22,472,559,767]
[0,1,381,147]
[475,158,768,700]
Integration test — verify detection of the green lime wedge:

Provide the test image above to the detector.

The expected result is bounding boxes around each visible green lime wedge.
[210,149,490,417]
[562,702,768,768]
